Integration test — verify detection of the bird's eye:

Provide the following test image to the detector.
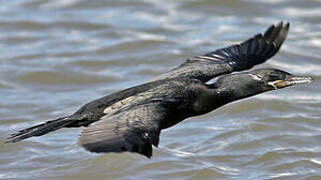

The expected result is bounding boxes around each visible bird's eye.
[268,74,280,81]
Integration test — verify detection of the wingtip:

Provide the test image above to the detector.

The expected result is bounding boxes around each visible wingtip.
[277,21,290,31]
[285,22,290,31]
[278,21,290,29]
[264,21,290,34]
[263,21,290,42]
[277,21,283,28]
[273,21,283,33]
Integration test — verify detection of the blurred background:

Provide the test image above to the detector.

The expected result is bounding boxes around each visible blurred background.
[0,0,320,179]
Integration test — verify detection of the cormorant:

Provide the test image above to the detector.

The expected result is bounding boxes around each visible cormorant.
[6,22,313,158]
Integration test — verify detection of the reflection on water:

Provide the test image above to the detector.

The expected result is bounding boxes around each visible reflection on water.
[0,0,320,179]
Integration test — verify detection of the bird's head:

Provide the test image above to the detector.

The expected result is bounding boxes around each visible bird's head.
[247,68,313,91]
[212,68,313,100]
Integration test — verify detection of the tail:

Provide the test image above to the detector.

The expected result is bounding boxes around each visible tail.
[6,116,75,143]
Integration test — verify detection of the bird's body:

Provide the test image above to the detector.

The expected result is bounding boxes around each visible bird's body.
[6,22,313,158]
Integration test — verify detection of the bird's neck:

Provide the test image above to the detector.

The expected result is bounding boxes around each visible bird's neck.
[193,85,263,115]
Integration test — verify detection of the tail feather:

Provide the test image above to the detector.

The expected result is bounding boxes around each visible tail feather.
[6,116,74,143]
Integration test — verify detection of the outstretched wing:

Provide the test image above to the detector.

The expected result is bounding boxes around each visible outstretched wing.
[78,103,167,158]
[154,22,290,82]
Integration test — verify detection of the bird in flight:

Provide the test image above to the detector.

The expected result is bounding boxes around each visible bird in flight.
[6,22,313,158]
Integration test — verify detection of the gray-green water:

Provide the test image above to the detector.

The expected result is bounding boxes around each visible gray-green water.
[0,0,321,179]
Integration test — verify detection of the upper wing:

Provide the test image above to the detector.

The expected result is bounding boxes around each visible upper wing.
[78,102,167,158]
[154,22,290,82]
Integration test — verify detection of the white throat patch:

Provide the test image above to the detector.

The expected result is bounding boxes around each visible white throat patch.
[249,74,263,81]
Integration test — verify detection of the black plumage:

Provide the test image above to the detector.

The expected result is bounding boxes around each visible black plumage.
[6,22,313,158]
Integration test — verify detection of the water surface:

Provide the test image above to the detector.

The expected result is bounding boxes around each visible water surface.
[0,0,321,179]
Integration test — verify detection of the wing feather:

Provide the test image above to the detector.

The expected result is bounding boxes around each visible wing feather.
[154,22,290,82]
[78,103,167,158]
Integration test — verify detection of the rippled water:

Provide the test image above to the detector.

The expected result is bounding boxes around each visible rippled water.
[0,0,321,179]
